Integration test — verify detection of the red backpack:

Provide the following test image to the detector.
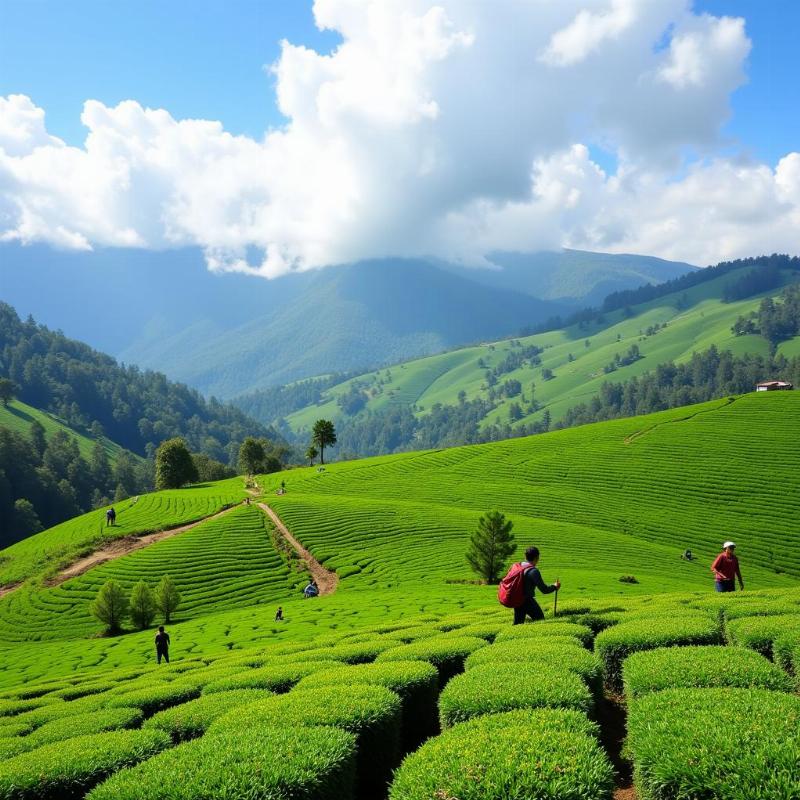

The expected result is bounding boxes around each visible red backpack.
[497,562,532,608]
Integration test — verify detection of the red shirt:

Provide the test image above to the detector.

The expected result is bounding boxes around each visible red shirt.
[711,552,741,582]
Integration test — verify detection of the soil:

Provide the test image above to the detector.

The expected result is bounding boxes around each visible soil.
[0,582,21,599]
[598,691,638,800]
[257,502,339,596]
[46,504,242,587]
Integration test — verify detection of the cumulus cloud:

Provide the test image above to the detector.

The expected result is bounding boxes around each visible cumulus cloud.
[0,0,797,274]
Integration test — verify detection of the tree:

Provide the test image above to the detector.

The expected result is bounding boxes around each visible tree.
[466,510,515,584]
[129,581,157,630]
[90,579,129,634]
[238,437,265,476]
[305,445,318,466]
[0,378,16,407]
[311,419,337,465]
[192,453,234,482]
[29,420,47,458]
[13,498,42,537]
[155,575,181,623]
[155,438,198,490]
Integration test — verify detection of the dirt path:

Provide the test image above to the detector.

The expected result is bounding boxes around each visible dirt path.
[257,503,339,596]
[47,504,242,587]
[624,396,737,445]
[598,692,638,800]
[0,582,22,599]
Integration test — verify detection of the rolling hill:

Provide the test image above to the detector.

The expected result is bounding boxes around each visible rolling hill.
[263,256,800,451]
[1,243,694,398]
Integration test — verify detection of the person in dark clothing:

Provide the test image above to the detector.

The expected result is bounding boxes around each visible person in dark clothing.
[155,626,170,664]
[106,507,116,526]
[275,606,283,621]
[711,541,743,592]
[513,546,560,625]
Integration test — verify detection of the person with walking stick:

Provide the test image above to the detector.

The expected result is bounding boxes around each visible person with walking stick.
[501,545,561,625]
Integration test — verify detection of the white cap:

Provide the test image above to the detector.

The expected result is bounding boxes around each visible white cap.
[723,541,736,549]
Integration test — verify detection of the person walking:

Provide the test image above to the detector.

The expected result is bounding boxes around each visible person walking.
[155,625,170,664]
[106,507,116,526]
[711,541,744,592]
[511,546,560,624]
[275,606,283,621]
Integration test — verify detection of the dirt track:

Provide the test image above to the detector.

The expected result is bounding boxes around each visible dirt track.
[257,502,339,595]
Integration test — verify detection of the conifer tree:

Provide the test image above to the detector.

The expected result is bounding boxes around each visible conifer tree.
[466,510,515,584]
[90,579,129,634]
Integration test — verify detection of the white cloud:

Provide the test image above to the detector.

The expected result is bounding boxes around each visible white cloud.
[0,1,797,275]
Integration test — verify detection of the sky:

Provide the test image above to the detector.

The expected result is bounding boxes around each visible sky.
[0,0,798,274]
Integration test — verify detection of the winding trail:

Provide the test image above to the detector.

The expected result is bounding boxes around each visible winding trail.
[624,396,737,445]
[257,502,339,596]
[0,582,21,599]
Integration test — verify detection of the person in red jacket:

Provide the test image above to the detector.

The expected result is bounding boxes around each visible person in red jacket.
[711,541,744,592]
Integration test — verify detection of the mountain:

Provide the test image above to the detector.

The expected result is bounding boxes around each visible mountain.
[0,244,695,399]
[250,255,800,455]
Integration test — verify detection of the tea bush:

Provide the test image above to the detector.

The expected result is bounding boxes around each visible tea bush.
[210,683,402,798]
[0,729,171,800]
[0,696,63,718]
[627,688,800,799]
[438,662,593,727]
[294,660,439,749]
[389,707,614,800]
[494,621,593,647]
[595,614,722,689]
[725,614,800,657]
[294,640,393,664]
[107,682,201,718]
[201,661,329,694]
[24,707,144,748]
[143,689,266,742]
[623,645,794,698]
[375,636,487,682]
[87,724,357,800]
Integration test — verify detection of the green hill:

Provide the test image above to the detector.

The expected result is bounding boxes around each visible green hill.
[273,259,799,450]
[0,395,798,798]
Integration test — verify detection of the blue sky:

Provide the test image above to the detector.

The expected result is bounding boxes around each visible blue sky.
[1,1,796,164]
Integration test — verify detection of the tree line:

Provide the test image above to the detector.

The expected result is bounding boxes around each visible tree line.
[732,283,800,346]
[91,575,181,634]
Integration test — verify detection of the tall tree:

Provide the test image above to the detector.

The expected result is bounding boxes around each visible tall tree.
[155,438,198,490]
[466,510,516,584]
[238,437,265,476]
[129,581,157,630]
[13,498,42,537]
[305,444,318,466]
[311,419,337,465]
[155,575,181,624]
[0,378,16,407]
[90,580,129,634]
[29,420,46,458]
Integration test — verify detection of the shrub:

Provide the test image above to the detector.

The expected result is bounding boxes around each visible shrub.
[0,696,64,719]
[25,708,144,748]
[107,682,201,718]
[47,682,117,701]
[89,580,129,634]
[297,640,393,664]
[295,660,439,749]
[725,614,800,657]
[87,724,356,800]
[627,688,800,799]
[595,615,722,690]
[0,736,34,760]
[202,662,328,694]
[494,621,594,647]
[0,729,170,800]
[619,575,639,583]
[774,630,800,673]
[389,708,614,800]
[379,626,441,643]
[623,645,795,699]
[129,581,157,630]
[375,636,487,683]
[438,662,593,728]
[210,684,402,799]
[143,689,266,742]
[441,621,504,642]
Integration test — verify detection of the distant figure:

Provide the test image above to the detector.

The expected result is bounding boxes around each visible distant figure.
[509,546,560,625]
[275,606,284,621]
[281,480,286,492]
[711,541,744,592]
[244,497,251,505]
[155,625,170,664]
[105,507,116,527]
[303,580,319,599]
[682,549,694,561]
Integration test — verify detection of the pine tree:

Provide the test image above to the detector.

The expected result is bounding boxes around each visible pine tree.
[466,510,515,584]
[155,575,181,624]
[129,581,157,630]
[90,580,129,634]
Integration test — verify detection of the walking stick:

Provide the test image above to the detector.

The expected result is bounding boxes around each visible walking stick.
[553,577,559,617]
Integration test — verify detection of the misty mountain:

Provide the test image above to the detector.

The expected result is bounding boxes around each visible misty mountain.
[0,244,694,399]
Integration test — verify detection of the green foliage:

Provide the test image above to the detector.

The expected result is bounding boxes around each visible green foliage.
[89,580,129,634]
[376,636,487,682]
[438,662,593,727]
[155,438,198,490]
[202,662,327,694]
[595,613,723,690]
[237,436,264,476]
[494,621,594,647]
[210,684,402,798]
[0,378,16,407]
[389,707,614,800]
[128,581,157,630]
[305,444,318,465]
[24,708,144,748]
[107,682,201,718]
[311,419,337,464]
[154,575,181,625]
[0,729,170,800]
[87,724,357,800]
[623,645,795,699]
[627,688,800,800]
[143,689,264,742]
[725,614,800,657]
[465,510,515,584]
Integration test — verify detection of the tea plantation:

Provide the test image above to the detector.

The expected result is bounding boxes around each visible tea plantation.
[0,392,799,798]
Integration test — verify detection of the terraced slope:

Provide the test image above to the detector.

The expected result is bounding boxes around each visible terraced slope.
[282,264,798,436]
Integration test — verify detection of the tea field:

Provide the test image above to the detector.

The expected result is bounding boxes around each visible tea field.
[0,393,799,798]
